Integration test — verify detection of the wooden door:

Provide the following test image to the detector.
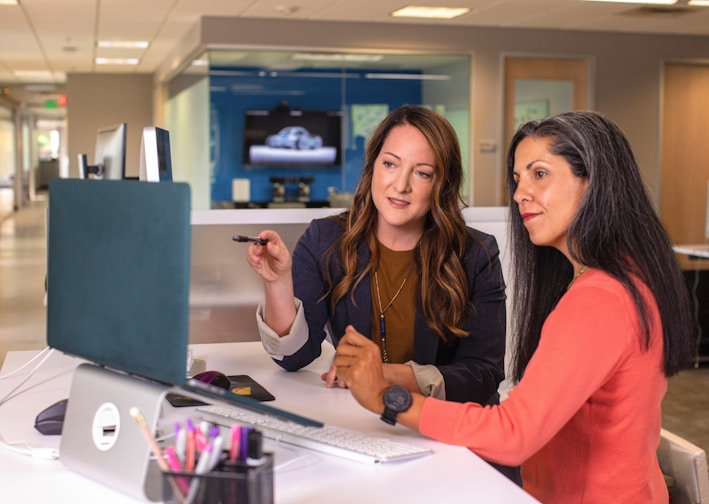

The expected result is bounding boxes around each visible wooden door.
[503,57,589,201]
[661,63,709,270]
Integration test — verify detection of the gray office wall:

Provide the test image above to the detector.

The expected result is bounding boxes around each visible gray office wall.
[66,73,154,179]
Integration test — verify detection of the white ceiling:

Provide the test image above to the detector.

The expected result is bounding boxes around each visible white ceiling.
[1,0,708,90]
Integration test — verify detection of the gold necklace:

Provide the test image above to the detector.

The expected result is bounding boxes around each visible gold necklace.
[567,266,588,291]
[374,264,414,364]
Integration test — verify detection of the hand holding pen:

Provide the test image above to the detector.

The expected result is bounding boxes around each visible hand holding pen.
[243,230,293,282]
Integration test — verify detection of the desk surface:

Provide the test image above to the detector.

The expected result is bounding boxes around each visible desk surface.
[0,343,537,503]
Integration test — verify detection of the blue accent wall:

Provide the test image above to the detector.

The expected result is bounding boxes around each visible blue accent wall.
[209,68,422,203]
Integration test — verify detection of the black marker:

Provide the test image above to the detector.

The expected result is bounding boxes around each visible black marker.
[232,235,268,245]
[246,429,266,466]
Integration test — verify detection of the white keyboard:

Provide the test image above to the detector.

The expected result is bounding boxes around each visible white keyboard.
[196,404,433,464]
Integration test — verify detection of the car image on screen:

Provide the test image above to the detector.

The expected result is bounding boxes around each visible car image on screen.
[265,126,324,150]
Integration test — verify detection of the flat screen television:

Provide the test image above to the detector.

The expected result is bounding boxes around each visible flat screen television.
[243,109,342,167]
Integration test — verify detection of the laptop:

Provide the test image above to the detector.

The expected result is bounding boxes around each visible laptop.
[47,178,191,501]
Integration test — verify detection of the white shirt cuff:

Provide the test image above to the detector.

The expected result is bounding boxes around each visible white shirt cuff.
[256,298,309,360]
[406,361,446,400]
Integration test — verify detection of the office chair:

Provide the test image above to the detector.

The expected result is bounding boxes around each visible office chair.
[658,429,709,504]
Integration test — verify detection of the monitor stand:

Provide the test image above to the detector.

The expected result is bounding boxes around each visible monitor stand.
[59,363,170,502]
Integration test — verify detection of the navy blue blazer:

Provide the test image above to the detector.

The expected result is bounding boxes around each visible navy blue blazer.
[277,216,507,406]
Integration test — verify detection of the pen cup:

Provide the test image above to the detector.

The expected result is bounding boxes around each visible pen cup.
[161,452,274,504]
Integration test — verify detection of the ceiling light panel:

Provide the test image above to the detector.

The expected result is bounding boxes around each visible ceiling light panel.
[292,53,384,62]
[95,58,140,65]
[13,70,53,78]
[581,0,677,4]
[97,40,149,49]
[391,6,471,19]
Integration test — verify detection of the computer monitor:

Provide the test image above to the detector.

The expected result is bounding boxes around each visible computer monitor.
[77,153,89,179]
[78,123,127,180]
[139,126,173,182]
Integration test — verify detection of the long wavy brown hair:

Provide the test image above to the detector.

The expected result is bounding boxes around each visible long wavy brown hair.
[323,105,473,341]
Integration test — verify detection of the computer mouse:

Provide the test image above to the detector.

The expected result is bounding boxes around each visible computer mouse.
[193,370,231,390]
[34,398,69,436]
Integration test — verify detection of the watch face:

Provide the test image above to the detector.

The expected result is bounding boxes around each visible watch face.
[384,386,412,412]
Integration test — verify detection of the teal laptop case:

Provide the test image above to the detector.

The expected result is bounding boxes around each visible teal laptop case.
[46,178,191,385]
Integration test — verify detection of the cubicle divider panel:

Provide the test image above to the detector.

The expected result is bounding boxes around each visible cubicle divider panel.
[189,208,341,344]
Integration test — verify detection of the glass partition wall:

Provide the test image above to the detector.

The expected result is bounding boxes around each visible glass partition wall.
[166,49,471,210]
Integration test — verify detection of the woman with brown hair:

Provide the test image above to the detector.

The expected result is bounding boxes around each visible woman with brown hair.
[247,105,518,481]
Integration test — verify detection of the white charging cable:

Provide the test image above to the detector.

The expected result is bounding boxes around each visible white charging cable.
[0,348,55,407]
[0,347,60,460]
[0,433,59,460]
[0,346,52,380]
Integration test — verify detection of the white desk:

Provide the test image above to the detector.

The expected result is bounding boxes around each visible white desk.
[673,244,709,259]
[0,343,537,503]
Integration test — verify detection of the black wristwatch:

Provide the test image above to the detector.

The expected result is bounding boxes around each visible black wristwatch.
[380,385,412,426]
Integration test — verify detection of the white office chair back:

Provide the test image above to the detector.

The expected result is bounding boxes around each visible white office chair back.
[658,428,709,504]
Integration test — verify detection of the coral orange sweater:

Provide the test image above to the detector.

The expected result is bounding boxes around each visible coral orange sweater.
[419,269,668,503]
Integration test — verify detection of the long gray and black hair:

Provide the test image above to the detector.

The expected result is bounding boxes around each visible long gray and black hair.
[505,111,693,382]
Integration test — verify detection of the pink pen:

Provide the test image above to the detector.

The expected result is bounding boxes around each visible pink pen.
[164,446,189,495]
[229,424,241,462]
[164,446,183,472]
[194,426,207,453]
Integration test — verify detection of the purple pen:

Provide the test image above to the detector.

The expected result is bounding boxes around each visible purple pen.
[239,426,252,462]
[207,435,224,471]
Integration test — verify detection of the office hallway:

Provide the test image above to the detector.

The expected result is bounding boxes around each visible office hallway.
[0,188,47,358]
[0,187,707,460]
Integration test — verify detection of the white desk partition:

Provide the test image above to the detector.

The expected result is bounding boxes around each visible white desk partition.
[189,208,342,345]
[461,206,510,283]
[0,343,538,503]
[462,207,514,394]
